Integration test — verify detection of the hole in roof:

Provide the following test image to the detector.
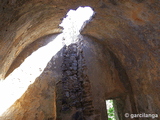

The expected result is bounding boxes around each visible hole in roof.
[60,6,94,46]
[0,6,94,116]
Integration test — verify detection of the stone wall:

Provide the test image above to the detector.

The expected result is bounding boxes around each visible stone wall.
[0,0,159,120]
[0,34,64,120]
[56,36,96,119]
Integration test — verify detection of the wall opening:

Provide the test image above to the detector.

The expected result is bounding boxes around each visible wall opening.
[106,99,118,120]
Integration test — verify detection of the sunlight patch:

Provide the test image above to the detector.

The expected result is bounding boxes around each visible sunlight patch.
[0,34,63,115]
[0,6,94,116]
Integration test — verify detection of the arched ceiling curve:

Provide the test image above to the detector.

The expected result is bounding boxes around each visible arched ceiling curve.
[0,0,159,81]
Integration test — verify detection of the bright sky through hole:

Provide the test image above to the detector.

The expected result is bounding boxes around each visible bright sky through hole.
[60,6,94,45]
[0,6,94,116]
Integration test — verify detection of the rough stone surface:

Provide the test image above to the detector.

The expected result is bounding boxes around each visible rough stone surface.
[0,49,63,120]
[57,37,97,120]
[0,0,159,120]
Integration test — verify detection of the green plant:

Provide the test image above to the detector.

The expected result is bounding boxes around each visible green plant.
[106,100,116,120]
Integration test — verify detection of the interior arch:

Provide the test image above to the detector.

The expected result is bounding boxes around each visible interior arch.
[0,0,159,120]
